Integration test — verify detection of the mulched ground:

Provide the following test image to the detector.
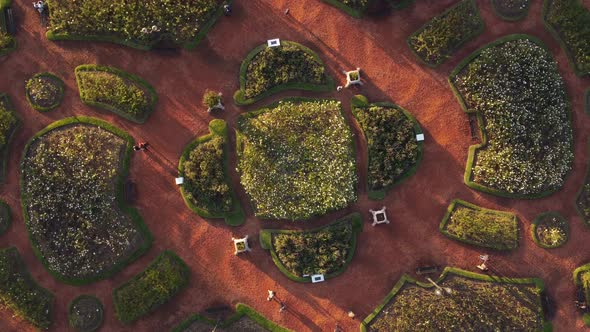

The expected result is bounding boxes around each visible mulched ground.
[0,0,589,331]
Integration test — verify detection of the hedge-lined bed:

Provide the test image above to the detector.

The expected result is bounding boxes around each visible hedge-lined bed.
[75,65,158,123]
[0,93,19,183]
[0,247,54,330]
[45,0,226,50]
[259,213,362,282]
[450,35,573,198]
[25,73,65,112]
[407,0,484,67]
[531,212,568,249]
[543,0,590,76]
[172,303,292,332]
[178,119,244,226]
[236,98,357,220]
[574,263,590,326]
[233,41,334,105]
[440,199,518,250]
[113,250,189,324]
[0,0,15,57]
[68,295,104,332]
[351,95,423,200]
[361,267,550,332]
[319,0,415,18]
[21,117,152,285]
[0,199,11,235]
[491,0,531,21]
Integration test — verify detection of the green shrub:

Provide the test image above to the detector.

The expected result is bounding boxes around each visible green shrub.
[0,31,13,52]
[544,0,590,76]
[0,95,16,147]
[25,73,65,111]
[408,0,484,67]
[201,90,221,109]
[68,295,104,332]
[0,247,54,330]
[0,199,11,234]
[113,250,189,324]
[531,212,568,248]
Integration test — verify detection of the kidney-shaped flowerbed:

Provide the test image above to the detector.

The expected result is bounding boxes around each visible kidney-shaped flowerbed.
[259,213,362,282]
[21,117,152,284]
[450,35,573,198]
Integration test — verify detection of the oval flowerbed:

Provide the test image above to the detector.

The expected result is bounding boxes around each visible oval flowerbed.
[531,212,568,248]
[234,41,334,105]
[178,119,244,226]
[21,117,152,284]
[0,199,11,235]
[450,35,573,198]
[25,73,65,112]
[573,263,590,326]
[68,295,104,332]
[75,65,157,123]
[0,93,19,183]
[492,0,531,21]
[259,213,362,282]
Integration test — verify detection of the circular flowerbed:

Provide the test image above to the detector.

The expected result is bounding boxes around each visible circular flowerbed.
[531,212,568,248]
[25,73,64,112]
[68,295,104,332]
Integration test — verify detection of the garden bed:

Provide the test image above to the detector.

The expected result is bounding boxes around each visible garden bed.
[259,213,362,282]
[236,98,357,220]
[178,119,244,226]
[531,212,568,249]
[407,0,484,67]
[0,0,15,57]
[233,41,334,105]
[491,0,531,21]
[351,95,423,200]
[0,93,19,183]
[573,263,590,326]
[21,117,152,284]
[0,247,54,330]
[68,295,104,332]
[45,0,225,50]
[450,35,573,198]
[0,199,11,234]
[113,250,189,324]
[543,0,590,76]
[25,73,65,112]
[362,267,549,331]
[439,199,518,250]
[575,152,590,226]
[75,65,158,123]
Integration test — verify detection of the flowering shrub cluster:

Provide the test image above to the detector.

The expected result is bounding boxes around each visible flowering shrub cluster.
[22,124,146,281]
[532,212,568,248]
[453,38,573,195]
[237,100,357,220]
[0,96,17,147]
[25,73,64,111]
[0,31,13,53]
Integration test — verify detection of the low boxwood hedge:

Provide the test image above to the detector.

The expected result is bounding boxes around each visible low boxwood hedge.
[491,0,531,21]
[530,212,568,249]
[573,263,590,326]
[0,93,20,184]
[25,72,65,112]
[0,199,11,235]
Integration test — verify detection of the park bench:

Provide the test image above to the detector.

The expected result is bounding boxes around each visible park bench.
[415,265,440,275]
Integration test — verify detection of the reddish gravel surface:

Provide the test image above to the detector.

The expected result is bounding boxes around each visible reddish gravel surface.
[1,0,590,331]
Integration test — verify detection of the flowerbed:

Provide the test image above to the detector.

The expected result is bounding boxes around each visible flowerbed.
[25,73,64,112]
[492,0,531,21]
[351,95,422,200]
[113,250,189,324]
[259,213,362,282]
[75,65,158,123]
[407,0,484,67]
[0,93,19,182]
[236,99,356,220]
[46,0,224,50]
[574,263,590,326]
[234,42,333,105]
[544,0,590,76]
[531,212,568,248]
[440,199,518,250]
[0,247,54,330]
[68,295,104,332]
[450,35,573,197]
[21,117,152,284]
[362,267,548,331]
[0,1,15,57]
[0,199,11,234]
[178,119,244,226]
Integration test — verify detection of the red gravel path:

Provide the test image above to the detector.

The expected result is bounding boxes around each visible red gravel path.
[1,0,590,331]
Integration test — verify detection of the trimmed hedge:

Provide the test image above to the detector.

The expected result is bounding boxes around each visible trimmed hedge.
[178,119,244,226]
[0,199,11,234]
[573,263,590,326]
[25,72,65,112]
[113,250,189,324]
[0,247,54,330]
[0,93,20,184]
[361,267,551,332]
[20,116,153,285]
[233,41,334,106]
[491,0,531,21]
[68,295,104,332]
[0,0,15,57]
[259,213,363,282]
[75,64,158,123]
[530,212,568,249]
[407,0,484,67]
[439,199,519,250]
[172,303,292,332]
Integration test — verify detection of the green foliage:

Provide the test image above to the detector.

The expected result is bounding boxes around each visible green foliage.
[25,73,65,111]
[201,90,221,109]
[408,0,483,67]
[0,96,16,147]
[237,99,357,220]
[492,0,531,21]
[0,247,54,330]
[68,295,104,332]
[531,212,568,248]
[544,0,590,76]
[113,250,189,324]
[584,313,590,326]
[0,200,11,234]
[0,31,13,52]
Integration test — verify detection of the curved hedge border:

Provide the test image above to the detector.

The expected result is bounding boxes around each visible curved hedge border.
[530,211,569,249]
[573,263,590,326]
[20,116,153,285]
[491,0,531,21]
[0,199,11,235]
[259,212,362,283]
[178,119,244,226]
[351,95,423,200]
[439,199,519,250]
[0,93,20,184]
[75,64,158,123]
[233,41,334,106]
[361,266,551,332]
[0,0,16,57]
[25,72,65,112]
[68,295,104,332]
[449,34,572,199]
[172,303,292,332]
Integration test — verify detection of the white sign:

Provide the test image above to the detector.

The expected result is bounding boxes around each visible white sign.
[267,38,281,47]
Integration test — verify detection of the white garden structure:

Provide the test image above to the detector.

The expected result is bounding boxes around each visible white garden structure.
[369,206,389,226]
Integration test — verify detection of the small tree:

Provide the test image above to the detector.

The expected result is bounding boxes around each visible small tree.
[202,90,223,112]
